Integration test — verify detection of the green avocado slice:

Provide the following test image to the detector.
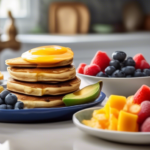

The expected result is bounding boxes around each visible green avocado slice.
[62,81,103,106]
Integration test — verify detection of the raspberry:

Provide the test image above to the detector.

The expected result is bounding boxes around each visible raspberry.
[91,51,110,71]
[77,63,87,74]
[84,64,101,76]
[133,85,150,104]
[141,117,150,132]
[140,60,150,70]
[138,101,150,125]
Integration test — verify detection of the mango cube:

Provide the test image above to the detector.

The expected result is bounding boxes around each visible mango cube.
[109,95,126,111]
[117,110,138,132]
[110,108,119,119]
[108,115,118,131]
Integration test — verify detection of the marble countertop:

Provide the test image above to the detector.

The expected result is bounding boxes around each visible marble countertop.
[0,72,150,150]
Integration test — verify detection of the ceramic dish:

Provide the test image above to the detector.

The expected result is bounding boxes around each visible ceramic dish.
[77,73,150,97]
[0,92,105,123]
[73,107,150,144]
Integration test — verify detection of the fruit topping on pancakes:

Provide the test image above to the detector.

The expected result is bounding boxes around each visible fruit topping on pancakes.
[21,45,74,64]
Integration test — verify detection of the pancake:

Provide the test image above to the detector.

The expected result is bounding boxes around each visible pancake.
[7,77,81,96]
[12,92,65,108]
[6,57,73,68]
[7,65,76,82]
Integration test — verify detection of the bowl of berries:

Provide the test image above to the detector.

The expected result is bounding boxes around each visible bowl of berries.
[77,51,150,97]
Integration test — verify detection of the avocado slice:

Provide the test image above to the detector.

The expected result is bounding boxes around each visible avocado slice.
[62,81,103,106]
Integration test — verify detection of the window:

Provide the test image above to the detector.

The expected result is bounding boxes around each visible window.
[0,0,29,18]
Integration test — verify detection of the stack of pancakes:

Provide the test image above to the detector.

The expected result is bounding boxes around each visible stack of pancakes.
[6,47,81,108]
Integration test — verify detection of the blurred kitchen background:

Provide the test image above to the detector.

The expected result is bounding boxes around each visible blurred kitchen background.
[0,0,150,70]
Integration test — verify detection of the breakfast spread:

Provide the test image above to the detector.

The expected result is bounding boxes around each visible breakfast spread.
[82,85,150,132]
[77,51,150,78]
[5,45,81,109]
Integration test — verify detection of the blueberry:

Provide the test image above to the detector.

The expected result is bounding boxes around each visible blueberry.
[120,61,126,68]
[109,60,120,69]
[135,69,142,72]
[112,51,126,62]
[0,98,4,105]
[0,90,10,100]
[14,101,24,109]
[96,71,108,77]
[125,57,135,66]
[112,70,125,77]
[143,69,150,76]
[134,72,145,77]
[6,105,13,109]
[5,93,17,105]
[124,66,135,75]
[126,75,133,78]
[121,67,126,72]
[0,104,7,109]
[105,66,116,75]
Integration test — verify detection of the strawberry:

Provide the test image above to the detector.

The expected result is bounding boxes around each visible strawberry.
[77,63,87,74]
[141,117,150,132]
[140,60,150,70]
[133,54,145,69]
[84,64,101,76]
[133,85,150,104]
[91,51,110,71]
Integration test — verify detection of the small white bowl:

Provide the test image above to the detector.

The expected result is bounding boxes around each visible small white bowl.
[77,73,150,97]
[73,107,150,144]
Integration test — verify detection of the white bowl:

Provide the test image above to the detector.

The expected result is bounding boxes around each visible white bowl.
[77,73,150,97]
[73,107,150,144]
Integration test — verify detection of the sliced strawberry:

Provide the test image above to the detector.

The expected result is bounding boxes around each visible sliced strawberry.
[133,85,150,104]
[141,117,150,132]
[91,51,110,71]
[84,64,101,76]
[140,60,150,70]
[133,54,145,69]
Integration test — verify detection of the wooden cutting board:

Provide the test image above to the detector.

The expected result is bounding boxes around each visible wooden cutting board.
[49,2,90,34]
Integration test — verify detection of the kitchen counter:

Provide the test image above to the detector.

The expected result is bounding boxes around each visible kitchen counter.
[0,72,150,150]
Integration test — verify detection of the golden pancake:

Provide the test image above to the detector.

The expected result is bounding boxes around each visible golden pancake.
[5,57,73,68]
[7,65,76,82]
[12,92,65,108]
[7,77,81,96]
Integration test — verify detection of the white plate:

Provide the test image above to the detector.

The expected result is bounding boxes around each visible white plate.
[73,107,150,144]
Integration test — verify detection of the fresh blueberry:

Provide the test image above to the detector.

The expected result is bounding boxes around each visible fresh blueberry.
[112,70,125,77]
[0,90,10,100]
[143,69,150,76]
[14,101,24,109]
[5,93,17,105]
[124,66,135,75]
[125,57,135,66]
[120,61,126,68]
[0,98,4,105]
[105,66,116,75]
[6,105,14,109]
[126,75,133,78]
[135,69,142,72]
[0,104,7,109]
[121,67,126,72]
[96,71,108,77]
[109,60,120,69]
[112,51,126,62]
[134,72,145,77]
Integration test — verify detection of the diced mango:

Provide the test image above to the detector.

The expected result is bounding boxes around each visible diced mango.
[108,115,118,131]
[0,86,4,93]
[123,96,141,115]
[0,72,3,80]
[104,102,110,119]
[110,108,119,119]
[96,114,109,129]
[117,110,138,132]
[93,108,105,117]
[109,95,127,111]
